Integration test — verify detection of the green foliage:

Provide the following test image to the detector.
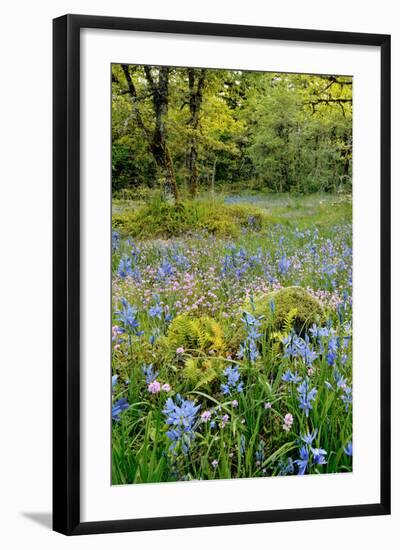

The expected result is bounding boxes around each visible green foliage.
[165,314,227,389]
[254,286,325,334]
[113,192,351,241]
[182,357,224,389]
[243,75,352,194]
[282,307,299,335]
[112,65,352,196]
[111,62,354,482]
[111,193,353,483]
[112,195,270,238]
[166,314,225,354]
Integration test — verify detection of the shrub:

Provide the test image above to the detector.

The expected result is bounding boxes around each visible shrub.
[112,195,270,239]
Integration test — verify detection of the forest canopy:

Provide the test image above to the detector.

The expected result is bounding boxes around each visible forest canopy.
[112,65,352,198]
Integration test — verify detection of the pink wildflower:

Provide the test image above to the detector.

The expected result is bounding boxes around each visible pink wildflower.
[201,410,212,422]
[221,414,229,428]
[282,413,294,432]
[148,380,161,394]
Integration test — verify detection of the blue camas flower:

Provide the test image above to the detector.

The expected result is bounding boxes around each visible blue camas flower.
[116,298,143,336]
[337,302,345,324]
[301,428,318,445]
[255,440,266,463]
[309,324,330,339]
[294,445,309,475]
[326,335,340,366]
[238,339,259,363]
[163,395,200,453]
[221,365,244,395]
[282,369,302,384]
[171,251,190,270]
[301,337,318,366]
[334,369,347,389]
[283,333,317,366]
[344,441,353,456]
[297,378,317,417]
[238,311,262,363]
[340,386,352,411]
[158,260,174,279]
[149,302,163,319]
[278,457,294,476]
[117,256,134,278]
[277,253,291,275]
[295,431,328,474]
[112,230,120,252]
[112,398,129,421]
[311,447,327,465]
[142,364,158,384]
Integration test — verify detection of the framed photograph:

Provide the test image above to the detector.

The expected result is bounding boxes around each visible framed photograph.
[53,14,391,535]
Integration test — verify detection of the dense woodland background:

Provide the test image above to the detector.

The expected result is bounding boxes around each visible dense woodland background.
[112,65,352,198]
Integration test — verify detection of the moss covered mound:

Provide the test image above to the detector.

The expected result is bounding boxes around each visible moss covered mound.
[254,286,324,334]
[112,197,271,239]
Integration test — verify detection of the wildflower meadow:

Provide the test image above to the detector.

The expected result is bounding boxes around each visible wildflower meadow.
[111,65,353,484]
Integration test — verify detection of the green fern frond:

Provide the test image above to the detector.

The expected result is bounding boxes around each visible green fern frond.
[282,307,298,335]
[166,314,225,354]
[182,356,222,389]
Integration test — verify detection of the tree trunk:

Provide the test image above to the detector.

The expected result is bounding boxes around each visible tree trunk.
[121,64,179,201]
[187,69,206,197]
[146,66,179,201]
[342,132,351,182]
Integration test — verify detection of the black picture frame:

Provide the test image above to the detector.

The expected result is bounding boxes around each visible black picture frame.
[53,14,391,536]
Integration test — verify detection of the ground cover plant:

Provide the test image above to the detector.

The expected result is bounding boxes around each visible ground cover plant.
[111,65,353,484]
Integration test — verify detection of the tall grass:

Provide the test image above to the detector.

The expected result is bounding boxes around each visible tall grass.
[112,192,351,239]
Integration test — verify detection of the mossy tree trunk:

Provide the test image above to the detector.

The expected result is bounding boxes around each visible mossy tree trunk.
[145,66,179,201]
[121,64,179,201]
[186,68,206,198]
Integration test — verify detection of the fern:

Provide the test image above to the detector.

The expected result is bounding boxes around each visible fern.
[270,308,298,348]
[182,357,222,389]
[166,315,226,388]
[167,314,225,354]
[282,307,298,335]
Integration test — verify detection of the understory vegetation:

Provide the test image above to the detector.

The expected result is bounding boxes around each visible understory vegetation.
[112,194,352,484]
[112,192,351,239]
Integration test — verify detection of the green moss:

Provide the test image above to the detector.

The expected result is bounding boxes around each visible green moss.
[253,286,324,334]
[111,196,271,239]
[200,218,239,238]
